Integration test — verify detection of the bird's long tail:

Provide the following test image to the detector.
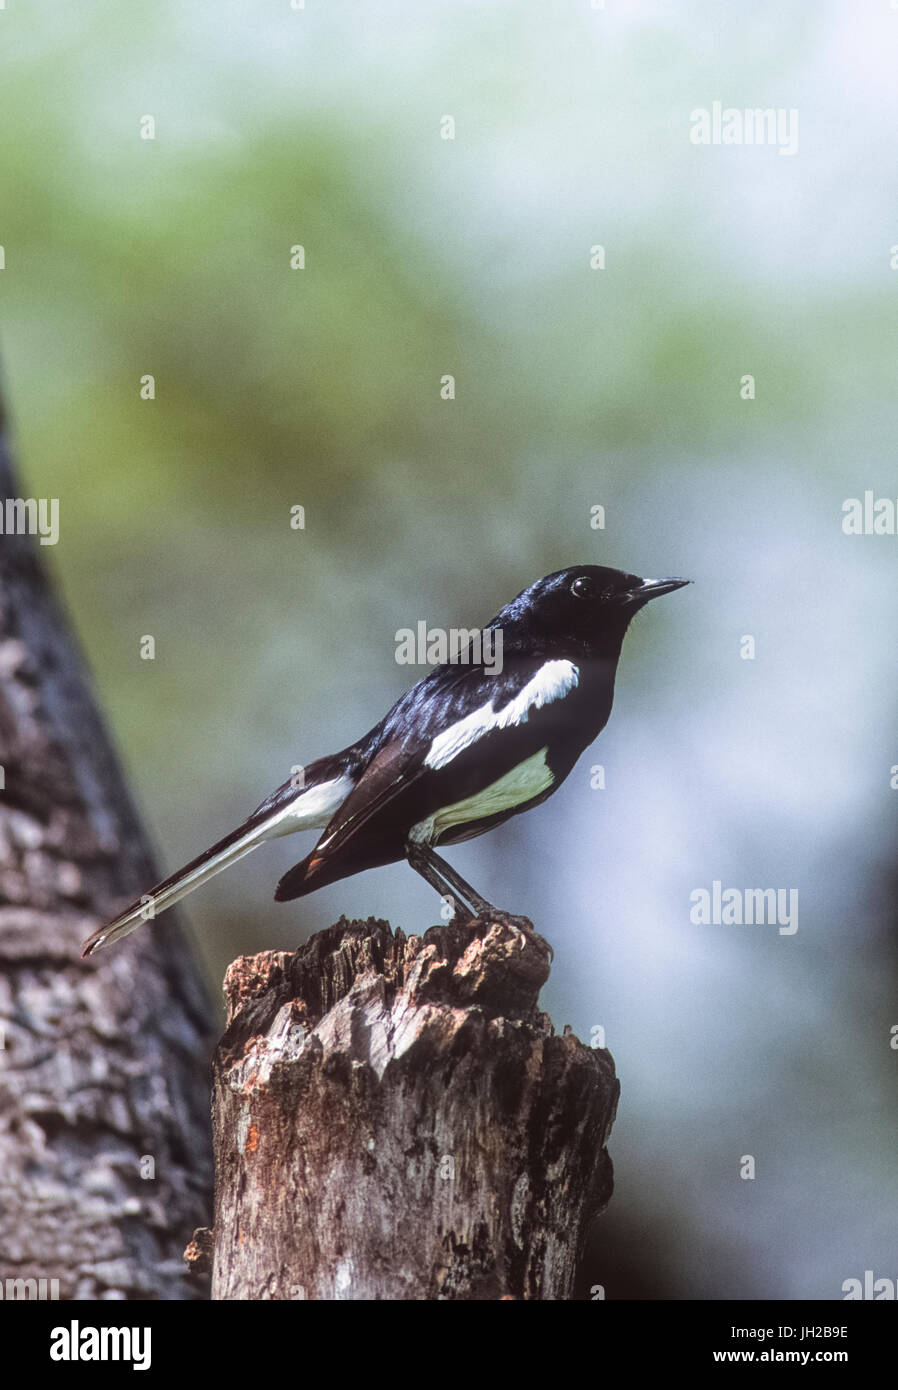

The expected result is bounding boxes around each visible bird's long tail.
[81,812,276,957]
[81,760,359,958]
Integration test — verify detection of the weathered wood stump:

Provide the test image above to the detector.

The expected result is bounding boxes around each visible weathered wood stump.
[208,915,618,1300]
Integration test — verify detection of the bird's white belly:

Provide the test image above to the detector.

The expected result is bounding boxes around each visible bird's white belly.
[409,747,554,845]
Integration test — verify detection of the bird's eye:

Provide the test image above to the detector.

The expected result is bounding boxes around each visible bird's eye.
[571,576,598,600]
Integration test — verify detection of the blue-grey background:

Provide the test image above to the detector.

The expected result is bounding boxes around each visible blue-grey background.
[2,0,896,1299]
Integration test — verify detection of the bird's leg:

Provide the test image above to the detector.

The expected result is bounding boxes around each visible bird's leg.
[405,842,551,958]
[416,847,494,919]
[405,841,477,926]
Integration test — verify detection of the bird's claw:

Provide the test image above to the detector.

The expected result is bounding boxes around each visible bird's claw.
[487,910,554,962]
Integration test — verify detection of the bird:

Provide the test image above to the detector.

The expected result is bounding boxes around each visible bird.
[81,564,689,957]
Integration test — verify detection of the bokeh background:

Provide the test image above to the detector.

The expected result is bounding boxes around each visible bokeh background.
[2,0,896,1299]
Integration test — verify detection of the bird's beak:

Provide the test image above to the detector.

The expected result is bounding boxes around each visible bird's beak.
[626,576,691,603]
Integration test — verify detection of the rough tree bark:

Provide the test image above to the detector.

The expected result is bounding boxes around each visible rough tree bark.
[0,398,214,1299]
[208,915,618,1300]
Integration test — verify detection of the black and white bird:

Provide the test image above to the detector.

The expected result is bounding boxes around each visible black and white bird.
[81,565,688,957]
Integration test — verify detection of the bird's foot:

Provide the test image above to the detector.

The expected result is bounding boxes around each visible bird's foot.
[483,910,554,962]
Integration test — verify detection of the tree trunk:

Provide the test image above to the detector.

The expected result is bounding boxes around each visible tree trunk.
[0,400,214,1300]
[209,915,618,1300]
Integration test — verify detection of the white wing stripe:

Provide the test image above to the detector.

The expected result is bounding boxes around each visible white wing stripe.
[424,659,579,770]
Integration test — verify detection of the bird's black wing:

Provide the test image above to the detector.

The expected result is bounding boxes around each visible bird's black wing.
[274,654,571,899]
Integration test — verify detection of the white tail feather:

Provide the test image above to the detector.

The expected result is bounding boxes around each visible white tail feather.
[82,772,355,956]
[83,828,268,955]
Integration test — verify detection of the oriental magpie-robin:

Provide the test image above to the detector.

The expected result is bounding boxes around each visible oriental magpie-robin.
[82,565,688,957]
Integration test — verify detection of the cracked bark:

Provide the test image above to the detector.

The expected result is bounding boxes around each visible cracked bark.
[0,400,214,1299]
[210,915,618,1300]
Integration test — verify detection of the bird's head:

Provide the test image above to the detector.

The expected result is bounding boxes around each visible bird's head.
[493,565,690,658]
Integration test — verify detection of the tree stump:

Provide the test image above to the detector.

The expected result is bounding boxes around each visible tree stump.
[209,915,618,1300]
